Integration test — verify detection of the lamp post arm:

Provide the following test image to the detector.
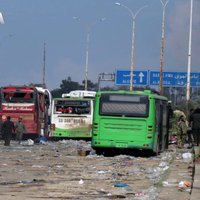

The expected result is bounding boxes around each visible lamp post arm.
[160,0,169,9]
[120,4,134,20]
[134,5,148,20]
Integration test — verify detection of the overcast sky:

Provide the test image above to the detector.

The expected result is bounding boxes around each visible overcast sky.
[0,0,199,90]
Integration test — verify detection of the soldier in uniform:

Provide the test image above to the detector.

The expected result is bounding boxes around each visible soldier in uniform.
[15,116,26,144]
[177,115,188,148]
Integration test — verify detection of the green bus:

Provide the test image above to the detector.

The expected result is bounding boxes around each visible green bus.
[92,90,170,155]
[50,90,96,139]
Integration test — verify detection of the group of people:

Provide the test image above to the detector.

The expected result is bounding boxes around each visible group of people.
[177,107,200,148]
[1,116,26,146]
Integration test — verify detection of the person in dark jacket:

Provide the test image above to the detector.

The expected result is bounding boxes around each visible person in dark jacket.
[190,107,200,146]
[187,108,194,146]
[2,116,15,146]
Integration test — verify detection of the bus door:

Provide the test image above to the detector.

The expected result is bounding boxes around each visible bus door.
[155,100,168,151]
[155,100,163,151]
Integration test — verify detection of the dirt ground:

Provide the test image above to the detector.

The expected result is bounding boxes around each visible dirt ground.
[0,139,194,200]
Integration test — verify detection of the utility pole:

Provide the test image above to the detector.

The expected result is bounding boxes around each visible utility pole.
[43,42,46,88]
[159,0,168,95]
[186,0,193,103]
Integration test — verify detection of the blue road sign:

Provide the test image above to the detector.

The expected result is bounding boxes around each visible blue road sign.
[150,71,200,87]
[115,70,148,85]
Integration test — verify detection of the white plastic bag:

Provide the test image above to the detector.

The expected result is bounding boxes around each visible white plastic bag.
[182,152,192,161]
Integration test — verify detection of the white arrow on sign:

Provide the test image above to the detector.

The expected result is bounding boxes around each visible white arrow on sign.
[139,72,144,83]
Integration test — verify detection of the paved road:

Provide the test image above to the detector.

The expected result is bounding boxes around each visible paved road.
[0,140,195,200]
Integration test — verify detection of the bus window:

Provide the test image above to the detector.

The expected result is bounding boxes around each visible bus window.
[54,100,91,115]
[56,106,63,113]
[4,93,12,102]
[63,107,73,113]
[100,94,148,117]
[3,92,33,103]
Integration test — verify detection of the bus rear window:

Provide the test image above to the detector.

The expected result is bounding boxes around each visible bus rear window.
[2,92,34,103]
[54,100,91,114]
[100,94,149,117]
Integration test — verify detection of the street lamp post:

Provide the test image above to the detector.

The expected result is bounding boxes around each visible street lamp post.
[73,17,106,91]
[159,0,168,95]
[115,3,147,91]
[186,0,193,103]
[42,42,46,88]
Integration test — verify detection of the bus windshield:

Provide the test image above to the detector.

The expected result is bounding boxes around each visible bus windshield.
[2,91,34,103]
[54,99,91,115]
[99,93,149,117]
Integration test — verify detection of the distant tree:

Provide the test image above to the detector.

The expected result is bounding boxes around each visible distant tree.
[60,76,81,93]
[50,76,81,98]
[51,88,62,98]
[82,79,98,91]
[100,86,114,91]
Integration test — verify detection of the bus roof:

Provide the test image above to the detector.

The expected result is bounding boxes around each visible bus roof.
[62,90,96,98]
[96,90,168,100]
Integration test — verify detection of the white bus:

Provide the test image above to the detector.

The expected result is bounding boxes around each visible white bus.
[50,90,96,139]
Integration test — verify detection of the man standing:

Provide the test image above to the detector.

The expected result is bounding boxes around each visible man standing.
[188,108,194,146]
[190,107,200,146]
[2,116,15,146]
[177,115,188,148]
[15,117,26,144]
